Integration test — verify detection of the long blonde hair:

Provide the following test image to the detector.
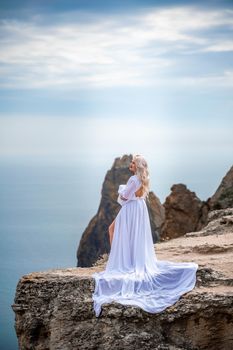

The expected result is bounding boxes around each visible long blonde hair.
[133,154,150,200]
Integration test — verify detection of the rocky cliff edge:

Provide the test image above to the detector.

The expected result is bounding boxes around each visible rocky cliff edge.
[12,208,233,350]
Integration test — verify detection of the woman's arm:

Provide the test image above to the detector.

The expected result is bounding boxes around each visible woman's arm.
[119,177,138,201]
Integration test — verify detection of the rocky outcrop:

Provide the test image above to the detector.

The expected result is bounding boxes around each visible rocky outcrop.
[12,209,233,350]
[207,165,233,210]
[160,184,209,241]
[76,154,165,267]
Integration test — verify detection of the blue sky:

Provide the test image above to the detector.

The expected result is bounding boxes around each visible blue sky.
[0,0,233,201]
[0,0,232,118]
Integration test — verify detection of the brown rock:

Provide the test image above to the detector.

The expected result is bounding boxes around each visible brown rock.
[12,208,233,350]
[76,154,164,267]
[160,184,208,240]
[146,191,165,240]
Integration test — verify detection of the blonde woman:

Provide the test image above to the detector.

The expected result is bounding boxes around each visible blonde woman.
[108,155,149,246]
[92,154,198,317]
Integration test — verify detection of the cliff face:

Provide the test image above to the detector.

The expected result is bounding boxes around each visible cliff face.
[76,154,165,267]
[12,208,233,350]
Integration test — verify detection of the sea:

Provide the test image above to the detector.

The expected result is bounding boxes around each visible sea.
[0,156,106,349]
[0,155,230,349]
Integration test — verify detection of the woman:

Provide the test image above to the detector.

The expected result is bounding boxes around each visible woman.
[92,154,198,317]
[108,157,147,246]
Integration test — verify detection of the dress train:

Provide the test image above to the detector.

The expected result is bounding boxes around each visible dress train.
[92,175,198,317]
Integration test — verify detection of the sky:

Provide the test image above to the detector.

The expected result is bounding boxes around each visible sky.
[0,0,233,200]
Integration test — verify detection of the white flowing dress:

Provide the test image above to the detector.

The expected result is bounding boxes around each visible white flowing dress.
[92,174,198,317]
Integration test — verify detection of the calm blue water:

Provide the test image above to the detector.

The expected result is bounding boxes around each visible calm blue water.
[0,155,231,349]
[0,157,105,350]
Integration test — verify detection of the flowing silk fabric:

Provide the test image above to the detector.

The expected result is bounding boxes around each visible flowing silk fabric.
[92,175,198,317]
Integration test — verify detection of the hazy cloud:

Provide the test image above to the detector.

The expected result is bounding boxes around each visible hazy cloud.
[0,6,233,89]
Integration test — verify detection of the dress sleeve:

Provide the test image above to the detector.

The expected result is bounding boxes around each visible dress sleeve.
[120,177,138,201]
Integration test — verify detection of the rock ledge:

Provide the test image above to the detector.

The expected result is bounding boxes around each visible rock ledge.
[12,209,233,350]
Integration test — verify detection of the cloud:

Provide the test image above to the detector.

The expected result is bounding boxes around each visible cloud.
[0,5,233,89]
[202,40,233,52]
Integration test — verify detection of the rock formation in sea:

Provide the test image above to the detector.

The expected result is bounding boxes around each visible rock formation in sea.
[76,154,165,267]
[12,208,233,350]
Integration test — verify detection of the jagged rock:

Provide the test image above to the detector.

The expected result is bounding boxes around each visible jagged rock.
[12,208,233,350]
[160,165,233,241]
[76,154,164,267]
[207,165,233,210]
[160,184,208,241]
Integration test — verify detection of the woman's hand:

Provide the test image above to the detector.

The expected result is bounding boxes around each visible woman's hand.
[120,195,127,201]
